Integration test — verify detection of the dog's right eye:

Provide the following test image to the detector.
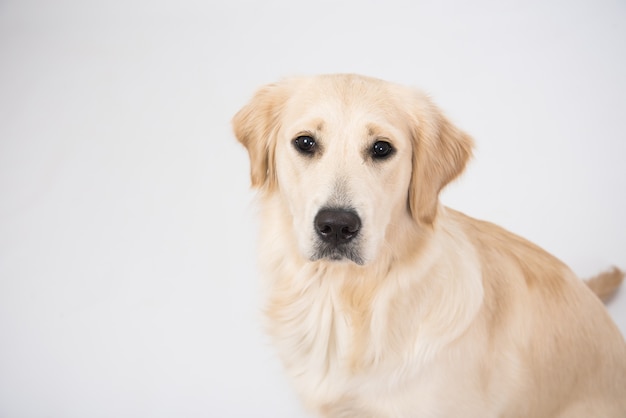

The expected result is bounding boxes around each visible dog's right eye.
[293,135,317,154]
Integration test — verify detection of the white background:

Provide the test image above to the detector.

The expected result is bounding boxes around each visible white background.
[1,0,625,417]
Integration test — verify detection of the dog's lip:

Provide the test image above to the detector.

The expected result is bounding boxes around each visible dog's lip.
[312,245,365,265]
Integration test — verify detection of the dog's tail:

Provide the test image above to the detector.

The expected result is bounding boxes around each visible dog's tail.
[584,267,624,302]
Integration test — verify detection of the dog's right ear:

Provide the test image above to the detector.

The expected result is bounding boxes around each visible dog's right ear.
[232,82,287,191]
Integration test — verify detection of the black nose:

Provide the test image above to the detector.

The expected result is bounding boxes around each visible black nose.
[314,209,361,245]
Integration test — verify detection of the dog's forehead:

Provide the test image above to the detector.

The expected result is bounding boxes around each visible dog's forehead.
[282,78,408,138]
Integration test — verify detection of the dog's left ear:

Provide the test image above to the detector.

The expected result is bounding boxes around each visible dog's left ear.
[232,82,288,192]
[408,96,474,225]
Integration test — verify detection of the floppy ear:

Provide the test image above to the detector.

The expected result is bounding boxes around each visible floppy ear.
[232,83,286,191]
[408,97,473,225]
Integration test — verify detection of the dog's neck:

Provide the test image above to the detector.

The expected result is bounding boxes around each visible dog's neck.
[256,197,485,406]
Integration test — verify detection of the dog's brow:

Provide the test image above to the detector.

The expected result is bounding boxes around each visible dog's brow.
[303,118,325,132]
[293,119,325,136]
[290,118,325,139]
[367,123,384,137]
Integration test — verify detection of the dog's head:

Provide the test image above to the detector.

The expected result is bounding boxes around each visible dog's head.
[233,74,473,266]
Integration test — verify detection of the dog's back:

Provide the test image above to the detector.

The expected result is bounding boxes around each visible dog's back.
[454,210,626,417]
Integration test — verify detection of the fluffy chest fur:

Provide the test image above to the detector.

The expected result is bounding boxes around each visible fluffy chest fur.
[259,199,487,416]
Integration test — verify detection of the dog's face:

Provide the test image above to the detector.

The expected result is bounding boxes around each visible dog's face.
[271,79,415,265]
[233,74,473,266]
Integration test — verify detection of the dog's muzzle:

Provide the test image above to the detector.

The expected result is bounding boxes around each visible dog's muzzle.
[312,208,364,264]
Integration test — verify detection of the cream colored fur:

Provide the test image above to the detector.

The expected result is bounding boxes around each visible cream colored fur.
[233,74,626,418]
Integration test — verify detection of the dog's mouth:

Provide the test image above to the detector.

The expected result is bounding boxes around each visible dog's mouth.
[311,243,364,265]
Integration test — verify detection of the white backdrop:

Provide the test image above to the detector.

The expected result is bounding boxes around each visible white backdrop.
[1,0,625,417]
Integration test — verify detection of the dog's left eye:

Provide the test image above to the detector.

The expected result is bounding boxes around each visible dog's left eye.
[371,141,394,159]
[293,135,317,155]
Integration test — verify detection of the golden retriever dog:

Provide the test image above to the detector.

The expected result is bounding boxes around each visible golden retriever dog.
[232,74,626,417]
